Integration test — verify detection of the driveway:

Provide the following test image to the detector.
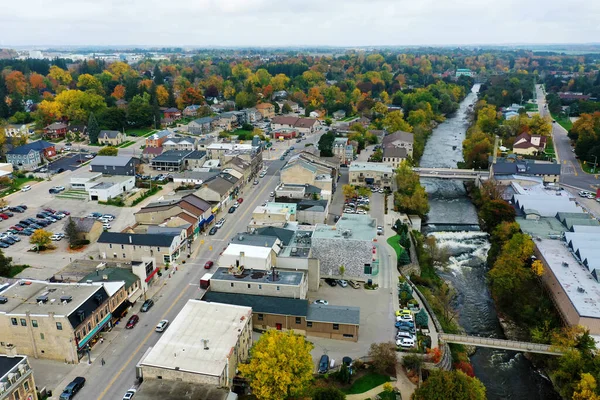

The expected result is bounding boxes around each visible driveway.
[45,154,88,173]
[327,168,348,224]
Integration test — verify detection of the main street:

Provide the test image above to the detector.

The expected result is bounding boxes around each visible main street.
[536,84,600,190]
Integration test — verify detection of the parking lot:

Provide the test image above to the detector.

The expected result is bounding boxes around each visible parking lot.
[44,153,91,173]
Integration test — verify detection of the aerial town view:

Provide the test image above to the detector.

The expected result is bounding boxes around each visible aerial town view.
[0,2,599,400]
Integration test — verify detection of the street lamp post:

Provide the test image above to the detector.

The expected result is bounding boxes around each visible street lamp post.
[592,155,598,174]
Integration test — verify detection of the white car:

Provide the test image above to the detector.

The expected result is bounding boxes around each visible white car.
[102,223,111,230]
[155,320,169,332]
[233,202,240,208]
[21,185,31,192]
[396,338,415,348]
[85,154,95,159]
[50,234,63,241]
[398,314,413,322]
[215,219,225,229]
[52,186,66,192]
[343,208,355,214]
[356,209,367,215]
[98,217,111,223]
[313,299,329,306]
[337,279,348,287]
[122,389,136,400]
[269,191,275,197]
[101,215,114,221]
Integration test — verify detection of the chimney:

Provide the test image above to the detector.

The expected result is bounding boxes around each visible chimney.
[129,235,132,244]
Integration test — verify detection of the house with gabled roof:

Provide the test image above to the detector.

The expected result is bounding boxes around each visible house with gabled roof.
[512,133,548,156]
[382,130,414,157]
[98,130,125,146]
[6,140,56,170]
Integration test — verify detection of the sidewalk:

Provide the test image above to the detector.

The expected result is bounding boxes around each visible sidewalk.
[345,365,417,400]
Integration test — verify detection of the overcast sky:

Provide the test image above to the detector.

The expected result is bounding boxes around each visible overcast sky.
[1,0,599,47]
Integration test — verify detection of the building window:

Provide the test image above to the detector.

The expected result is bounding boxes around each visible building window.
[20,319,26,326]
[13,389,20,400]
[295,317,301,324]
[88,322,91,331]
[121,245,124,249]
[40,333,44,340]
[11,318,17,326]
[247,284,251,289]
[258,284,262,289]
[31,320,38,328]
[307,321,313,328]
[56,322,62,330]
[123,253,126,258]
[109,244,112,249]
[230,282,234,287]
[333,324,339,330]
[157,247,161,252]
[343,334,354,338]
[257,314,264,321]
[23,381,29,391]
[276,286,280,291]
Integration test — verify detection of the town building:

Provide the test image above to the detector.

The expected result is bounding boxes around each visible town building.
[0,164,13,180]
[188,117,215,135]
[295,199,330,225]
[79,266,142,304]
[333,137,349,164]
[456,68,475,77]
[97,130,125,146]
[219,234,282,271]
[63,217,104,243]
[255,103,275,119]
[182,104,201,117]
[141,146,163,161]
[43,122,67,139]
[202,292,360,342]
[145,130,172,148]
[512,133,548,155]
[97,231,186,265]
[491,156,561,183]
[90,156,139,176]
[274,183,323,200]
[558,92,591,101]
[382,130,414,157]
[7,140,56,170]
[0,280,127,363]
[88,175,136,202]
[171,170,220,189]
[248,202,297,229]
[271,116,319,135]
[312,214,377,281]
[332,110,346,120]
[210,266,307,299]
[163,107,182,121]
[138,300,252,388]
[150,150,194,172]
[194,172,241,205]
[3,124,30,137]
[241,108,263,124]
[134,193,212,235]
[162,137,197,152]
[349,162,394,189]
[0,355,38,400]
[382,146,408,168]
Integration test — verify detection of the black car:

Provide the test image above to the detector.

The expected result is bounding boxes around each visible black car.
[141,299,154,312]
[4,212,13,217]
[36,213,48,219]
[1,237,15,245]
[35,220,50,227]
[0,242,8,248]
[18,205,27,210]
[56,168,65,173]
[29,224,42,230]
[228,206,236,213]
[49,188,60,194]
[59,376,86,400]
[9,207,24,213]
[208,226,218,235]
[18,220,31,226]
[324,278,338,287]
[318,354,330,374]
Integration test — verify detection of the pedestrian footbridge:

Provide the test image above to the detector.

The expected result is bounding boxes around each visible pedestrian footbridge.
[413,167,488,181]
[439,333,563,356]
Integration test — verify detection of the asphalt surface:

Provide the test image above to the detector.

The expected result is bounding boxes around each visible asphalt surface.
[536,84,600,190]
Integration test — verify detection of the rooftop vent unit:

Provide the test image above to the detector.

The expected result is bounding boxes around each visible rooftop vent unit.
[60,295,72,303]
[36,295,48,304]
[577,287,586,293]
[94,293,103,304]
[562,262,569,268]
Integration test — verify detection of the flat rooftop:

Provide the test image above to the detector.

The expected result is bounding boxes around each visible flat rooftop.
[0,280,107,317]
[279,229,313,258]
[71,170,102,180]
[211,267,304,286]
[312,214,376,241]
[253,202,297,215]
[133,379,230,400]
[141,300,252,377]
[90,175,133,189]
[516,216,566,238]
[349,162,393,174]
[537,239,600,319]
[0,355,25,379]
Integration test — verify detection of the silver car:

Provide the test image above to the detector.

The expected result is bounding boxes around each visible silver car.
[155,320,169,332]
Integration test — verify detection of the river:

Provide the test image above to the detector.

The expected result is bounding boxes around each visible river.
[419,85,560,400]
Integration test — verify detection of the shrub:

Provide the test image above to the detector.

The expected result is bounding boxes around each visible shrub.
[75,239,90,246]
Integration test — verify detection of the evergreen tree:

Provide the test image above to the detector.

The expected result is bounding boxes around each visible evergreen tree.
[167,85,176,107]
[88,112,100,144]
[152,96,160,129]
[0,249,13,277]
[153,64,164,85]
[0,75,9,119]
[64,217,82,247]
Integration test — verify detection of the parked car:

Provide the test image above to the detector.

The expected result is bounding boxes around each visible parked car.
[348,280,360,289]
[397,338,415,348]
[155,320,169,333]
[9,207,24,213]
[377,226,384,235]
[125,315,139,329]
[237,198,244,204]
[59,376,86,400]
[10,226,23,232]
[141,299,154,312]
[44,208,56,214]
[314,299,329,305]
[215,218,225,229]
[0,214,8,220]
[253,180,259,185]
[318,354,330,374]
[21,185,31,192]
[270,191,275,197]
[228,206,236,213]
[60,210,71,215]
[51,234,63,241]
[324,278,337,287]
[0,242,9,248]
[204,261,214,269]
[102,223,111,230]
[208,226,218,235]
[337,279,348,288]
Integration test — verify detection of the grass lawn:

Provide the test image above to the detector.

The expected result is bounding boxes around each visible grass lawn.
[551,113,573,131]
[580,160,600,174]
[343,372,391,394]
[126,127,155,137]
[339,115,357,122]
[6,264,30,278]
[524,103,539,112]
[118,141,136,148]
[387,235,406,260]
[142,130,158,138]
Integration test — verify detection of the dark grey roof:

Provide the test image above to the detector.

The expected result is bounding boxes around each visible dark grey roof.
[7,140,54,155]
[492,158,561,176]
[152,150,193,162]
[297,199,329,212]
[133,379,229,400]
[191,117,215,124]
[181,194,211,211]
[0,355,24,377]
[164,107,180,113]
[80,268,139,290]
[230,233,278,248]
[90,156,135,167]
[99,130,120,139]
[67,286,109,329]
[98,232,177,247]
[202,292,308,316]
[307,304,360,325]
[383,147,408,158]
[255,227,295,246]
[185,150,206,160]
[382,130,414,146]
[210,267,303,286]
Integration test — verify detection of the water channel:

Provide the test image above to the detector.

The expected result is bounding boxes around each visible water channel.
[419,85,560,399]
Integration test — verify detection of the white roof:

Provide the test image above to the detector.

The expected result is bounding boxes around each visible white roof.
[222,243,273,259]
[513,195,579,217]
[572,225,600,233]
[141,300,251,376]
[101,281,125,297]
[349,162,393,174]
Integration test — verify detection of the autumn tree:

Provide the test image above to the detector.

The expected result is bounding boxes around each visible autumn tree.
[29,73,47,92]
[478,199,516,231]
[98,146,119,156]
[238,330,313,400]
[394,161,429,217]
[312,387,346,400]
[48,65,72,87]
[111,84,126,100]
[30,229,53,250]
[52,89,107,122]
[77,74,104,95]
[382,110,412,133]
[573,373,600,400]
[412,370,486,400]
[368,342,396,374]
[5,71,27,96]
[271,73,290,91]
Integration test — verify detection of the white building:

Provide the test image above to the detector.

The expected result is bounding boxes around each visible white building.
[88,176,136,202]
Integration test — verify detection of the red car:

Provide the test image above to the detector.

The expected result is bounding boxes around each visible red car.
[237,198,244,204]
[204,261,214,269]
[10,226,23,231]
[125,315,139,329]
[0,214,9,220]
[44,208,57,214]
[59,210,71,215]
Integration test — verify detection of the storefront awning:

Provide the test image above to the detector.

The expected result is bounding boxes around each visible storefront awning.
[145,267,159,283]
[211,206,219,213]
[206,214,215,224]
[77,313,111,349]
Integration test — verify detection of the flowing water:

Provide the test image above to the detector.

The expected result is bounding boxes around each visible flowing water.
[419,85,560,400]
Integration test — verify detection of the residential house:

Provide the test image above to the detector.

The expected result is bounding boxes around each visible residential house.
[382,147,408,168]
[43,122,68,139]
[382,130,414,157]
[142,146,163,161]
[97,231,186,265]
[115,99,128,109]
[162,137,197,152]
[332,110,346,120]
[349,162,394,189]
[63,217,104,243]
[512,133,548,155]
[194,172,241,205]
[271,116,319,135]
[145,130,172,148]
[368,130,387,143]
[90,156,139,176]
[98,130,125,146]
[187,117,215,135]
[213,112,240,131]
[272,90,288,100]
[182,105,201,117]
[138,300,252,389]
[150,150,193,172]
[558,92,591,101]
[135,193,212,235]
[256,103,275,119]
[6,140,56,170]
[4,124,29,137]
[241,108,262,124]
[333,137,349,164]
[163,107,182,120]
[0,280,127,363]
[456,68,475,77]
[66,124,87,140]
[0,355,38,400]
[283,100,299,113]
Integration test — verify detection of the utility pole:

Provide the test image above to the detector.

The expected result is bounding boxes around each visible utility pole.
[592,155,598,174]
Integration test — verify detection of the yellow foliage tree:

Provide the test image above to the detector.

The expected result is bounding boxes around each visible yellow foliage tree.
[573,373,600,400]
[156,85,169,106]
[48,66,72,86]
[30,229,53,250]
[531,260,544,277]
[383,110,412,133]
[238,330,314,400]
[271,73,290,91]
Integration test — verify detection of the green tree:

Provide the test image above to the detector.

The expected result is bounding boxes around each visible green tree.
[98,146,119,156]
[312,387,346,400]
[394,161,429,217]
[64,217,82,247]
[382,110,412,133]
[318,132,336,157]
[97,107,126,131]
[238,330,314,400]
[87,111,100,144]
[282,102,292,113]
[415,308,429,328]
[127,93,153,128]
[412,370,486,400]
[337,363,351,384]
[478,199,516,232]
[0,250,13,277]
[368,342,396,374]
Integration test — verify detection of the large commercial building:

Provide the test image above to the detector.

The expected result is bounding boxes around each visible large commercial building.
[139,300,252,388]
[349,162,394,189]
[0,280,127,363]
[210,266,308,299]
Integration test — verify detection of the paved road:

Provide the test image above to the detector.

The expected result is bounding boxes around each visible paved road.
[536,84,600,190]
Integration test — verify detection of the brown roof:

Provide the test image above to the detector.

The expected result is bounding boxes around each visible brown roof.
[294,118,318,129]
[382,130,414,146]
[383,147,408,159]
[176,212,198,225]
[143,146,163,155]
[513,133,547,149]
[256,103,274,109]
[181,194,211,212]
[272,116,299,125]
